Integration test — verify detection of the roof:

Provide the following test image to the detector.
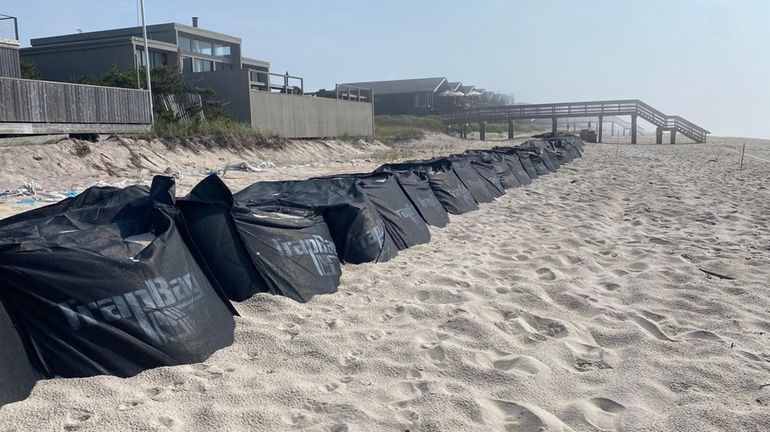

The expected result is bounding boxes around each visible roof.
[447,81,462,91]
[459,85,475,93]
[30,22,241,47]
[340,77,447,95]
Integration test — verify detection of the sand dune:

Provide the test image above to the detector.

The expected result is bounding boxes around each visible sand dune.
[1,138,769,431]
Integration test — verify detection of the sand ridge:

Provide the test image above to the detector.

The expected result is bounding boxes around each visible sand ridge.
[1,138,769,431]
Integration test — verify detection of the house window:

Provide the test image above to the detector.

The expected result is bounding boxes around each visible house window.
[136,49,168,68]
[192,39,212,56]
[216,62,232,71]
[214,44,231,57]
[193,58,214,73]
[179,36,191,52]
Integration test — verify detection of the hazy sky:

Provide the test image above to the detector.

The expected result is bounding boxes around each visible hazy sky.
[7,0,770,138]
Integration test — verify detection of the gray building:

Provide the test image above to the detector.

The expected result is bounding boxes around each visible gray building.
[340,77,511,116]
[21,19,270,87]
[1,14,152,135]
[20,19,373,138]
[340,77,452,115]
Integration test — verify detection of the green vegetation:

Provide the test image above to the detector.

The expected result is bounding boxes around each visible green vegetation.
[145,117,286,150]
[19,59,42,80]
[70,65,261,147]
[374,115,447,143]
[70,65,184,93]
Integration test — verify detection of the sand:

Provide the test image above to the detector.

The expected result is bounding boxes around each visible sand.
[1,136,769,431]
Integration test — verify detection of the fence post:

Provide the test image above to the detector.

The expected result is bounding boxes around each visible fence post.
[740,142,746,170]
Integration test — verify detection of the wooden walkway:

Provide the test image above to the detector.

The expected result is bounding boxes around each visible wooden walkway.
[441,99,710,143]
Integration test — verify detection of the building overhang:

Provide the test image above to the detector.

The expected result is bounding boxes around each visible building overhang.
[173,23,241,44]
[128,37,179,52]
[242,56,269,69]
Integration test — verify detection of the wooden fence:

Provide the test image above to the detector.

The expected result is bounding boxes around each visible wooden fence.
[0,77,151,126]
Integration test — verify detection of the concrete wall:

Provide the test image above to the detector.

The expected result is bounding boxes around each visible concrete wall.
[249,92,374,138]
[0,42,21,78]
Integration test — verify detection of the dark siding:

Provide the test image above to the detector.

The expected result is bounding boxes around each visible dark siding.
[21,44,136,83]
[373,92,434,116]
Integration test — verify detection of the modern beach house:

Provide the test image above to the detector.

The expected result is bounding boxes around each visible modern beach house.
[12,17,373,138]
[340,77,513,116]
[21,19,271,90]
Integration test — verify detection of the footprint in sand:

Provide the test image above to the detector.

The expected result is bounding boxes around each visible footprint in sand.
[627,261,649,272]
[425,344,448,365]
[415,290,431,302]
[325,318,344,329]
[520,311,570,339]
[322,382,341,392]
[681,330,723,342]
[567,341,613,372]
[583,398,626,431]
[149,416,177,430]
[600,282,621,291]
[536,267,557,281]
[487,400,571,431]
[330,424,350,432]
[492,354,550,376]
[340,351,364,374]
[63,408,94,431]
[118,398,145,411]
[629,315,676,342]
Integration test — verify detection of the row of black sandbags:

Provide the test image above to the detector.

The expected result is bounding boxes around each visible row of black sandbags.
[0,133,584,390]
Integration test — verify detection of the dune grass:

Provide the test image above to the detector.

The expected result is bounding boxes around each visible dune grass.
[374,115,447,143]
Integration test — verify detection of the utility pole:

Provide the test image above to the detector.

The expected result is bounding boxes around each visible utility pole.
[140,0,154,122]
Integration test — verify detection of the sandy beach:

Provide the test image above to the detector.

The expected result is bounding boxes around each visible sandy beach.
[1,136,769,431]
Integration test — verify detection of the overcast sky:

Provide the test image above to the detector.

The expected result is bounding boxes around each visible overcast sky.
[7,0,770,138]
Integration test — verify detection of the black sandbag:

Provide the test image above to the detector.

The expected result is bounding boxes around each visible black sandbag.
[0,302,40,406]
[178,175,341,303]
[392,171,449,228]
[494,146,540,180]
[465,151,521,189]
[313,173,430,250]
[534,132,584,158]
[0,185,151,227]
[376,160,479,214]
[0,177,235,379]
[501,153,532,186]
[469,160,506,196]
[235,179,397,264]
[520,140,560,173]
[444,158,497,203]
[543,149,561,171]
[426,167,479,214]
[517,152,540,179]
